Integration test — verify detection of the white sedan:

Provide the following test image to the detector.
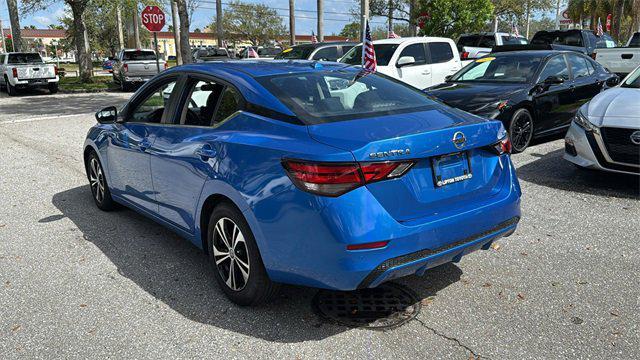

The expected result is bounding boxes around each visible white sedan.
[564,65,640,175]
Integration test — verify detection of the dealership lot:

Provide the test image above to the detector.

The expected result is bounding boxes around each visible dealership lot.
[0,92,638,359]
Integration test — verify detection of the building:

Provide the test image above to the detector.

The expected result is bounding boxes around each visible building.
[2,28,349,58]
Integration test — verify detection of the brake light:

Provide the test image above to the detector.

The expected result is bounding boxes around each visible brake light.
[590,53,597,60]
[461,51,469,59]
[282,160,415,197]
[12,67,18,78]
[491,136,512,155]
[164,62,168,70]
[123,64,128,72]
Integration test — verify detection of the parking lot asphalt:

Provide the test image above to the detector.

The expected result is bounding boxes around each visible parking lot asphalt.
[1,92,638,359]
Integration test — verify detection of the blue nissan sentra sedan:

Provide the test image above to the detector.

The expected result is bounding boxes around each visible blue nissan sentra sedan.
[84,60,521,305]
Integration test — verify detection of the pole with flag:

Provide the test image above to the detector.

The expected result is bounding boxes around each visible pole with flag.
[511,22,520,37]
[388,29,400,39]
[311,31,318,44]
[361,18,376,74]
[596,17,604,36]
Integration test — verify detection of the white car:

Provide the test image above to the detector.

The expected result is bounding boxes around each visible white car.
[0,52,60,96]
[339,37,462,89]
[564,65,640,175]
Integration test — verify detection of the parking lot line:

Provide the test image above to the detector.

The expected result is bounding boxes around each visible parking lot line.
[0,113,91,125]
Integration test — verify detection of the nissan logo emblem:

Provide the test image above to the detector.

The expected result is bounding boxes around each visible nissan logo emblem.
[630,131,640,145]
[452,131,466,149]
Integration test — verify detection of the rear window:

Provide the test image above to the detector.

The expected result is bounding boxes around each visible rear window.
[123,50,156,61]
[256,70,438,124]
[7,53,43,64]
[457,35,481,49]
[501,36,528,45]
[339,44,400,66]
[275,46,315,60]
[532,31,584,47]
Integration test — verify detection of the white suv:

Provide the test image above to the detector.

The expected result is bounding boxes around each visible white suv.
[340,37,462,89]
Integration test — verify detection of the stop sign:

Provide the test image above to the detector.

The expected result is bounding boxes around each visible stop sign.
[141,6,165,32]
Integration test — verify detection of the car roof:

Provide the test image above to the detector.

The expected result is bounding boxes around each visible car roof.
[292,41,358,48]
[371,36,454,45]
[489,49,575,58]
[175,60,351,77]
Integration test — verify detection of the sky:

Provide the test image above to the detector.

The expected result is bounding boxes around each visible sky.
[0,0,561,35]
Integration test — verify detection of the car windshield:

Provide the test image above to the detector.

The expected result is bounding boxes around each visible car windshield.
[275,46,315,60]
[595,34,616,48]
[7,53,43,64]
[501,35,529,45]
[257,70,438,124]
[621,67,640,88]
[339,44,399,66]
[532,31,584,47]
[123,50,156,60]
[451,55,542,83]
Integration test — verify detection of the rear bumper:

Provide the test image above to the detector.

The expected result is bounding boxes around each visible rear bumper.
[248,156,522,290]
[12,77,58,87]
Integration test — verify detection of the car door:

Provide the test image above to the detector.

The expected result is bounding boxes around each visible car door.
[395,42,431,88]
[567,53,603,111]
[149,75,243,233]
[106,75,182,213]
[532,54,575,134]
[426,41,460,85]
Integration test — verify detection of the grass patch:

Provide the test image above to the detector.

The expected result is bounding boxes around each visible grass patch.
[59,76,116,92]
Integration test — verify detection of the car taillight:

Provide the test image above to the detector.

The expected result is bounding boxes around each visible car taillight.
[461,51,469,59]
[123,64,128,72]
[491,136,512,155]
[54,66,58,76]
[282,160,415,197]
[164,62,168,70]
[12,67,18,78]
[590,53,597,60]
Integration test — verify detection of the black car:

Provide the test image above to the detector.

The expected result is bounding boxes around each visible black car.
[425,50,619,152]
[531,29,616,58]
[274,42,357,62]
[192,47,230,62]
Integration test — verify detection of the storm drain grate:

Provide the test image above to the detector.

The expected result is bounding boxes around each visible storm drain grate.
[312,282,421,330]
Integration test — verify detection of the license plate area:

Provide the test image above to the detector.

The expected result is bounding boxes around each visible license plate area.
[431,151,472,187]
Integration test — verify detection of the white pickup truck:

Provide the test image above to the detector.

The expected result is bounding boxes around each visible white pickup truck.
[0,52,59,96]
[112,49,167,91]
[594,32,640,76]
[339,37,462,89]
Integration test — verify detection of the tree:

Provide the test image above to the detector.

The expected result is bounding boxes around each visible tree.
[209,1,287,46]
[177,0,192,63]
[418,0,494,38]
[339,22,360,39]
[6,0,23,51]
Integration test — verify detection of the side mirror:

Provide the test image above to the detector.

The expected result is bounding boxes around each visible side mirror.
[606,76,620,87]
[445,75,453,82]
[95,106,117,124]
[543,75,565,85]
[396,56,416,68]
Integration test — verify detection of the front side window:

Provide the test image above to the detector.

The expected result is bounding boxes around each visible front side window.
[312,47,339,61]
[339,44,399,66]
[452,55,542,83]
[398,43,427,65]
[568,54,590,79]
[538,55,570,82]
[428,42,454,63]
[256,70,438,124]
[129,80,178,123]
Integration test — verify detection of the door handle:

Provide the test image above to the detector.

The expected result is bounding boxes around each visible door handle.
[139,139,151,152]
[196,145,217,161]
[421,71,431,75]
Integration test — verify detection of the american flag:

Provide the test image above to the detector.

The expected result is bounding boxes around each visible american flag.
[388,30,400,39]
[311,31,318,44]
[511,22,520,38]
[361,20,377,73]
[596,17,604,36]
[247,47,259,58]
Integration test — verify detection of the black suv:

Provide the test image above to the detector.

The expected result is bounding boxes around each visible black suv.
[531,29,616,58]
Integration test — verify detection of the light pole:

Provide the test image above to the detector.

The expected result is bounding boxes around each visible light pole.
[289,0,295,45]
[360,0,369,37]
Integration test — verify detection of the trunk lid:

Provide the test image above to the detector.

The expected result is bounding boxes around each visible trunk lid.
[15,64,56,80]
[307,107,508,222]
[124,61,162,76]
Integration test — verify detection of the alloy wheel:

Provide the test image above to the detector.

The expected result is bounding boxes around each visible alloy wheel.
[510,111,533,152]
[89,158,105,203]
[212,217,250,291]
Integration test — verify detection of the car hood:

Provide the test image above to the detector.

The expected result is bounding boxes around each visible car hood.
[586,87,640,127]
[425,82,527,113]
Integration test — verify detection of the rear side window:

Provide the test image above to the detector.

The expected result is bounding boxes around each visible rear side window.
[312,47,339,61]
[457,35,480,48]
[428,42,454,63]
[123,50,156,61]
[501,36,528,45]
[568,54,590,79]
[538,55,570,82]
[398,43,427,65]
[215,87,242,123]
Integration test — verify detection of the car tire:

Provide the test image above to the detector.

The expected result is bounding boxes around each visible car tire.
[87,151,115,211]
[207,203,279,306]
[508,108,534,153]
[6,81,17,96]
[48,83,59,94]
